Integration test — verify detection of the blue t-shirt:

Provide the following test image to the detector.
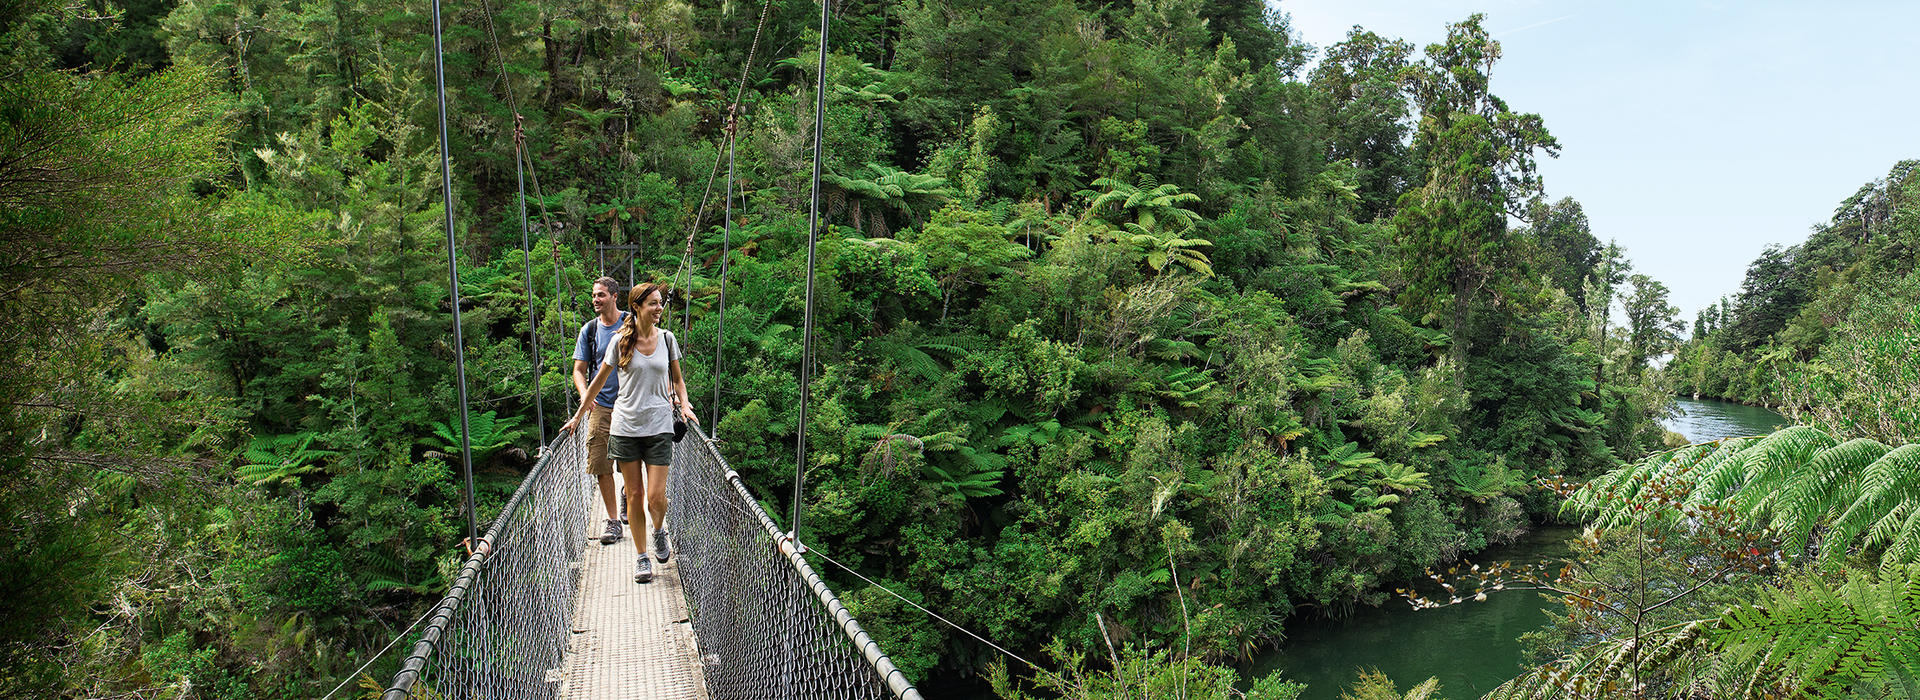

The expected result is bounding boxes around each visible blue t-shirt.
[573,314,627,408]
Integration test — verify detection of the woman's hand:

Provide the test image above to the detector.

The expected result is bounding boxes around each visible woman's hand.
[680,403,699,424]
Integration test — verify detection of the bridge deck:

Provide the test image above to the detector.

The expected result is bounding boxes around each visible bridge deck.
[558,491,708,699]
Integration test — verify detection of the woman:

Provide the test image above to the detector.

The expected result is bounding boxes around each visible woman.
[564,281,698,583]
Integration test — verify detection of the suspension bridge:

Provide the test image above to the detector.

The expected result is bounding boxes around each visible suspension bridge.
[378,425,925,699]
[376,0,943,690]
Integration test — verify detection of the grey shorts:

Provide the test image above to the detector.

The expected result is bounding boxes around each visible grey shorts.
[608,433,674,466]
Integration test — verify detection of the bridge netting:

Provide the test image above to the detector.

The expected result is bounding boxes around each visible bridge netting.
[381,427,923,700]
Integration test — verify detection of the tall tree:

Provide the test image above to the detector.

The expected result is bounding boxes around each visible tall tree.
[1393,14,1559,372]
[0,47,277,695]
[1622,273,1683,372]
[1523,197,1602,310]
[1582,242,1629,384]
[1309,28,1416,220]
[1720,244,1811,352]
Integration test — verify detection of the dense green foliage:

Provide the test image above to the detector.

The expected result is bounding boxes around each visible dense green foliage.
[1570,427,1920,574]
[1477,424,1920,699]
[1668,159,1920,445]
[0,0,1691,697]
[1479,284,1920,699]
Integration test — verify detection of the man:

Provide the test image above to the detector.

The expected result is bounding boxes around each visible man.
[574,277,628,544]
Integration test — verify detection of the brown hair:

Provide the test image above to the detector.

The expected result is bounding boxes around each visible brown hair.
[593,276,622,307]
[615,282,668,366]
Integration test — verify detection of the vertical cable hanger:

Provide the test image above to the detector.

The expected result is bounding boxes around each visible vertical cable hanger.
[662,0,774,436]
[428,0,479,545]
[478,0,572,443]
[705,0,775,437]
[793,0,831,552]
[711,110,738,434]
[512,125,545,445]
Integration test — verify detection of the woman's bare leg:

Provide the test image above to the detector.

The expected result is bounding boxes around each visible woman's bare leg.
[644,462,670,532]
[619,460,645,556]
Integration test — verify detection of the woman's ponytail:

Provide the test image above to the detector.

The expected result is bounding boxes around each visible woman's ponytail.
[615,282,666,366]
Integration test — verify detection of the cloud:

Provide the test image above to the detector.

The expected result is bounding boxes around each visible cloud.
[1494,14,1575,38]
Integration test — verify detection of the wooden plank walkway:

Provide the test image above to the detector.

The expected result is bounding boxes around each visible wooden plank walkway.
[557,477,708,700]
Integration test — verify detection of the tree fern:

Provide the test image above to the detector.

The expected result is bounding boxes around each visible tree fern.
[1719,570,1920,699]
[1772,438,1890,550]
[899,429,1007,499]
[1483,620,1751,700]
[1825,444,1920,572]
[1727,425,1842,517]
[923,445,1006,499]
[1370,462,1431,494]
[235,432,334,487]
[424,410,527,465]
[1319,441,1383,488]
[863,336,949,383]
[1156,366,1217,409]
[1571,427,1920,572]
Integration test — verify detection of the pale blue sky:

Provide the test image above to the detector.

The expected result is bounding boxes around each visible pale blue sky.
[1280,1,1920,320]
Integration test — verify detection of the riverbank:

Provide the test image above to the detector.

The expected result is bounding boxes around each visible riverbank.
[1248,397,1790,699]
[1245,525,1577,700]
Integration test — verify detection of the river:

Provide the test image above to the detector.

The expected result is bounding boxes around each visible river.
[1665,396,1789,443]
[1248,397,1786,699]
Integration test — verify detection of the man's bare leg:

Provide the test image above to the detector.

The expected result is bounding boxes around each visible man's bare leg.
[596,472,619,521]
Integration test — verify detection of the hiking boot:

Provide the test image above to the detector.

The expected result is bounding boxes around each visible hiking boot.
[652,529,672,563]
[600,518,622,545]
[634,555,653,584]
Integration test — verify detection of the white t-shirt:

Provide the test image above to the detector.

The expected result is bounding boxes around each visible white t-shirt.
[601,328,682,438]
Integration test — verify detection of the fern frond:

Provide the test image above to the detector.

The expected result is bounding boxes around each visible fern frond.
[1718,570,1920,698]
[1773,438,1889,550]
[1876,507,1920,578]
[1489,623,1720,700]
[1825,443,1920,570]
[1729,425,1839,516]
[865,337,948,383]
[1679,438,1764,509]
[1576,429,1920,573]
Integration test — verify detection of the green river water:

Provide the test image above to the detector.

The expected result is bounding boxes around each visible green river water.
[1247,397,1787,699]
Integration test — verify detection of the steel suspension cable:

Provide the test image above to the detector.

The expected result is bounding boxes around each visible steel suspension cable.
[670,0,777,312]
[513,136,546,444]
[472,0,583,421]
[674,433,1049,694]
[475,0,574,435]
[531,146,572,418]
[794,0,831,549]
[672,0,777,281]
[668,0,776,424]
[474,0,548,444]
[429,0,480,546]
[711,116,736,433]
[318,607,432,700]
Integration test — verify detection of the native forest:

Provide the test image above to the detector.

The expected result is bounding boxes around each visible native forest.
[5,0,1919,698]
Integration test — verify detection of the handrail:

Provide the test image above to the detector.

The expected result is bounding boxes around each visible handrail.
[382,434,586,699]
[696,428,923,699]
[672,424,925,699]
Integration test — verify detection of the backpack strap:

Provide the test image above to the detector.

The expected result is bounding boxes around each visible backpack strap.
[666,330,684,412]
[589,311,630,366]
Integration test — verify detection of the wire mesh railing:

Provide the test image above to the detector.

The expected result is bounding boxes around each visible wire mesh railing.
[670,425,924,700]
[383,434,590,700]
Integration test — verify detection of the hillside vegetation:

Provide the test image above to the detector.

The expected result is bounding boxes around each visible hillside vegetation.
[0,0,1689,696]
